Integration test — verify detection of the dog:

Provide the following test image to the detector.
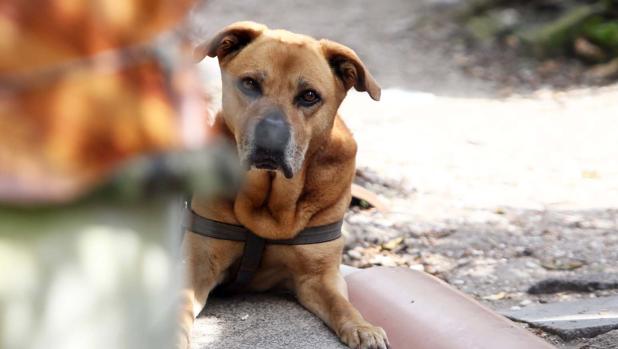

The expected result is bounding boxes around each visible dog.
[179,21,387,349]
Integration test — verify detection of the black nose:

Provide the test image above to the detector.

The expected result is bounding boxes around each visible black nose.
[254,111,290,153]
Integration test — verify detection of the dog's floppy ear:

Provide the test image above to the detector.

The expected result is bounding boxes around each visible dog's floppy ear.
[320,40,381,101]
[194,21,267,63]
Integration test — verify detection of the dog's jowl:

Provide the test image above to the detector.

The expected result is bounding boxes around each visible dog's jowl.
[180,21,387,349]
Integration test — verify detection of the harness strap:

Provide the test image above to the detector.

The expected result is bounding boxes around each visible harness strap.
[183,208,343,292]
[229,232,265,292]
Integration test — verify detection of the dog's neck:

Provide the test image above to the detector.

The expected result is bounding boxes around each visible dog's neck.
[195,114,347,239]
[193,112,354,239]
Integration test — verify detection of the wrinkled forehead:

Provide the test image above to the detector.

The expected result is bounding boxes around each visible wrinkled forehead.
[224,32,335,91]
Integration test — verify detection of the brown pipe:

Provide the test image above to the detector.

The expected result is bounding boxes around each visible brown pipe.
[345,267,555,349]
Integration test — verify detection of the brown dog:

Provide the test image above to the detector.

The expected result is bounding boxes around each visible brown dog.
[179,21,387,349]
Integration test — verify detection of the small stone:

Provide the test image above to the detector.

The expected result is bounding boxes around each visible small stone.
[520,299,533,306]
[587,58,618,81]
[240,314,249,321]
[369,254,397,267]
[421,253,457,273]
[347,249,362,260]
[574,37,607,63]
[409,264,425,272]
[515,247,534,257]
[403,238,418,247]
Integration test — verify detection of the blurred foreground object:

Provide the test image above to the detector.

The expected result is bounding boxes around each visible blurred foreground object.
[0,0,208,204]
[0,1,234,349]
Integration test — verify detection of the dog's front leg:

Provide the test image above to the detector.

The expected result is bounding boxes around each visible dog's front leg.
[177,234,243,349]
[177,285,205,349]
[295,270,389,349]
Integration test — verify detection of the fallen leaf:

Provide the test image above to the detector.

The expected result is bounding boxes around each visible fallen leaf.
[482,292,508,301]
[351,183,389,212]
[382,237,404,251]
[541,258,586,271]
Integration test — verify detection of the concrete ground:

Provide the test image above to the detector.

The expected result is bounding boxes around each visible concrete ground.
[192,294,345,349]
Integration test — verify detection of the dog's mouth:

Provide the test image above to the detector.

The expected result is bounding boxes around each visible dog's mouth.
[247,151,294,179]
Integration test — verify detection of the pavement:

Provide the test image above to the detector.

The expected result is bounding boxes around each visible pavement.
[501,296,618,341]
[191,294,346,349]
[191,266,360,349]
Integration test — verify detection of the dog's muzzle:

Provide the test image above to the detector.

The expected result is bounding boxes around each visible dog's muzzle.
[248,111,294,178]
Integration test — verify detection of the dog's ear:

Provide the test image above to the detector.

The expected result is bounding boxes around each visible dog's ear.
[194,21,267,63]
[320,40,381,101]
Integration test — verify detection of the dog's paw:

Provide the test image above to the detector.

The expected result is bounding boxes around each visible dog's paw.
[339,322,389,349]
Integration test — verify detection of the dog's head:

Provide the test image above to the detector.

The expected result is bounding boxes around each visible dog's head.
[195,21,380,179]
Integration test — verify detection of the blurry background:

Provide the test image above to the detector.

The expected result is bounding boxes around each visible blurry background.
[189,1,618,348]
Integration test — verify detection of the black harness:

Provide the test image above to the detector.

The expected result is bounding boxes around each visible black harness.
[183,205,343,292]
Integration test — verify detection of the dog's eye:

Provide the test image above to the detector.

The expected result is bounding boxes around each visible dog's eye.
[297,89,321,107]
[238,77,261,97]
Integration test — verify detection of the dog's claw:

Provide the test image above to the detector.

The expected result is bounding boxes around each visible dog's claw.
[340,323,389,349]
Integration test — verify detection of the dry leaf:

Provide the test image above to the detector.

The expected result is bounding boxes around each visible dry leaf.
[482,292,508,301]
[382,237,404,251]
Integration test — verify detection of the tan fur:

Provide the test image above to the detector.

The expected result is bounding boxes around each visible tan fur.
[179,22,388,349]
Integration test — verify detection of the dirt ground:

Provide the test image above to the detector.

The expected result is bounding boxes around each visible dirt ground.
[190,1,618,347]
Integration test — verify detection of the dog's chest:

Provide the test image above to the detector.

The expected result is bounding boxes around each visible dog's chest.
[241,240,342,292]
[238,244,299,290]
